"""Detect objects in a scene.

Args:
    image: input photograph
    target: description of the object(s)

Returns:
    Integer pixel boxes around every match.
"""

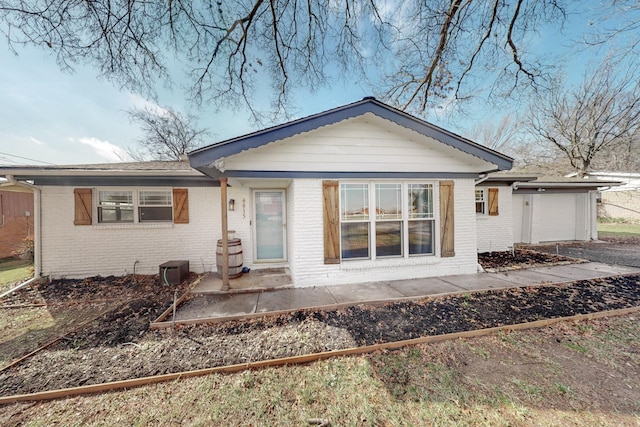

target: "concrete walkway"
[172,262,640,322]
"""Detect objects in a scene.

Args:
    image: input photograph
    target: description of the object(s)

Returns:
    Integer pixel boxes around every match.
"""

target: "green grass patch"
[597,222,640,237]
[0,258,33,293]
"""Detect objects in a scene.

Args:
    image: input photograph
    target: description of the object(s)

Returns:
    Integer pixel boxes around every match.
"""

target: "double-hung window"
[98,191,134,223]
[475,189,486,214]
[340,182,435,260]
[408,183,434,255]
[340,183,370,259]
[97,189,172,223]
[139,190,173,222]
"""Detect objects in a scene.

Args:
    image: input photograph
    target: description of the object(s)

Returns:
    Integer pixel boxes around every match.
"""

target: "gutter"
[474,174,489,185]
[2,175,41,277]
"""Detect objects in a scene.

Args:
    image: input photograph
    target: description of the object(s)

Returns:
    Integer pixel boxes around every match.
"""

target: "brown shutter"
[488,188,499,216]
[323,180,340,264]
[74,188,92,225]
[173,188,189,224]
[439,180,455,257]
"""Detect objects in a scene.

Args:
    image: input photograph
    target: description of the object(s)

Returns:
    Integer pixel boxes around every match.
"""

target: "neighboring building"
[0,98,619,284]
[0,189,34,259]
[570,172,640,223]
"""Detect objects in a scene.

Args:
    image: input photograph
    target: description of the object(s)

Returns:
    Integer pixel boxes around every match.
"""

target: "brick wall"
[39,179,481,284]
[0,191,34,259]
[476,185,513,252]
[40,186,223,278]
[288,178,479,287]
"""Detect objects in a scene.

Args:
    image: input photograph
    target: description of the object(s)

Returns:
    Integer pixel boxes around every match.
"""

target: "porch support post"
[220,177,229,291]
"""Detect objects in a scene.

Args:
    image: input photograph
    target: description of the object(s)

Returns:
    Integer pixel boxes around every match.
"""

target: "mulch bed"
[478,249,583,272]
[1,249,640,397]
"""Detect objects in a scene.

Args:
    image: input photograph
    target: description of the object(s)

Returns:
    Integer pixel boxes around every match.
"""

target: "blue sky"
[0,6,621,166]
[0,43,370,165]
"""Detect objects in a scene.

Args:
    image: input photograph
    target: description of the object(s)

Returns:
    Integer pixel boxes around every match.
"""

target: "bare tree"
[0,0,568,117]
[127,106,208,161]
[528,56,640,176]
[470,114,522,152]
[583,1,640,55]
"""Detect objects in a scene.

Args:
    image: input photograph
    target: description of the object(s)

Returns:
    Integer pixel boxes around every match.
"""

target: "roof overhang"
[0,164,216,187]
[514,180,622,193]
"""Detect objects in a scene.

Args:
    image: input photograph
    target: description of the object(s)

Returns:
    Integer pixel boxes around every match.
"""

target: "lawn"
[0,259,32,295]
[598,222,640,237]
[1,314,638,426]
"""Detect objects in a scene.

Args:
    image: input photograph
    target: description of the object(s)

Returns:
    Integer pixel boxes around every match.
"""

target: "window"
[139,190,173,222]
[340,182,435,260]
[408,183,434,255]
[98,191,133,223]
[97,189,173,223]
[475,189,486,214]
[340,183,370,259]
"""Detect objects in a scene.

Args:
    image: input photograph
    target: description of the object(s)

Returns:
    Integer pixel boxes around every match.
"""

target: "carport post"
[220,177,229,291]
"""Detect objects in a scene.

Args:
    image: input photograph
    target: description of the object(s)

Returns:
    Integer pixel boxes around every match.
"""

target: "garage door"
[538,193,579,241]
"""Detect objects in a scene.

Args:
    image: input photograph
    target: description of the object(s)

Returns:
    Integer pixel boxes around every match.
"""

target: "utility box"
[159,260,189,285]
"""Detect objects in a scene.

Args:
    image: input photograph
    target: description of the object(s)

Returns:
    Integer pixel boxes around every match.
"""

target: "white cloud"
[29,136,45,145]
[71,137,130,162]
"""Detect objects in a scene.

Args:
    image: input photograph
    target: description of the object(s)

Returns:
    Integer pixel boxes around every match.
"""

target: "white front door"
[253,190,286,261]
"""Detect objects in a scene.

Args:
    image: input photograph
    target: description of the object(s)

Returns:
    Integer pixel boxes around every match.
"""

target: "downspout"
[4,175,41,277]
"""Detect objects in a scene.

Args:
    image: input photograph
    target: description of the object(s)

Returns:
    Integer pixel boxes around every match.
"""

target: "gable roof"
[189,98,513,176]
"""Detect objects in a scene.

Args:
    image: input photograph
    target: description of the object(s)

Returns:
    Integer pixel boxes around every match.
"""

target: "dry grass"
[1,314,639,426]
[0,259,32,295]
[598,222,640,237]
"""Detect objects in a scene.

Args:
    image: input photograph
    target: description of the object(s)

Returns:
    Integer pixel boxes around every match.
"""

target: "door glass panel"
[255,191,284,260]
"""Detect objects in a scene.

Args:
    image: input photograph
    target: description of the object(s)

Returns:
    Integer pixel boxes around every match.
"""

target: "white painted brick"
[40,186,253,278]
[40,178,483,285]
[288,178,479,287]
[476,185,514,252]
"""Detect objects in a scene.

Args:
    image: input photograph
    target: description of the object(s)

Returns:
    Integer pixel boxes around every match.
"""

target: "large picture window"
[340,182,435,260]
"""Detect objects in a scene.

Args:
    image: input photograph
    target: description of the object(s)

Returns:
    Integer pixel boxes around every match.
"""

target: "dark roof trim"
[17,175,217,187]
[514,188,594,194]
[189,98,513,171]
[197,169,480,179]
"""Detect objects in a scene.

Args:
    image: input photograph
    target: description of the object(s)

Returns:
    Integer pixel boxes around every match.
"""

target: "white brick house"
[1,98,546,286]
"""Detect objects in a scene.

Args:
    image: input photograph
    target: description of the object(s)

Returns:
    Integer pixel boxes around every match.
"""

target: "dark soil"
[1,252,639,398]
[478,248,582,272]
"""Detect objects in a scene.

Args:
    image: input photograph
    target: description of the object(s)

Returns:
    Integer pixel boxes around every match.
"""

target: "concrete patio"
[171,262,640,323]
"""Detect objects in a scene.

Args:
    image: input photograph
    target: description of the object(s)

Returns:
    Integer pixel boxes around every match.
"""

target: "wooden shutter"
[439,180,455,257]
[173,188,189,224]
[74,188,92,225]
[323,180,340,264]
[488,188,499,216]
